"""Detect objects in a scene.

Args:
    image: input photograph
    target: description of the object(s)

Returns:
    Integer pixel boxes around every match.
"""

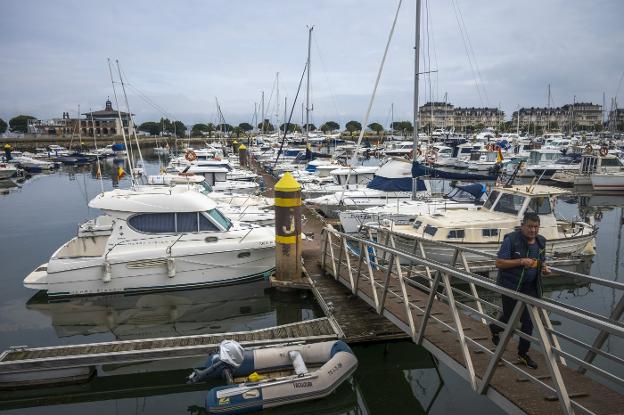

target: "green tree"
[257,119,274,132]
[138,121,161,136]
[0,118,7,134]
[206,123,216,137]
[216,123,233,133]
[345,120,362,136]
[279,123,301,132]
[232,126,242,138]
[191,123,209,136]
[173,121,187,137]
[302,123,316,132]
[160,118,173,135]
[238,122,253,133]
[367,122,384,135]
[320,121,339,132]
[9,115,36,133]
[391,121,412,136]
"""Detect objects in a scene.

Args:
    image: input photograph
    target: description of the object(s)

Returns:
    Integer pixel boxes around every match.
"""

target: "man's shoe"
[518,353,538,369]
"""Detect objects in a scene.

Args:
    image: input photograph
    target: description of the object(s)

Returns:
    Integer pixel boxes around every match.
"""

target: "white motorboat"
[0,163,18,179]
[591,172,624,192]
[301,165,379,199]
[11,155,57,172]
[24,186,276,297]
[373,184,596,263]
[338,183,486,233]
[304,158,427,218]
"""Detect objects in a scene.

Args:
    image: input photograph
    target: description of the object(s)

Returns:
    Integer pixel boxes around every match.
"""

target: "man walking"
[490,212,550,369]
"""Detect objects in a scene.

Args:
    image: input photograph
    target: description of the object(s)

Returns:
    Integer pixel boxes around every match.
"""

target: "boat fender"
[167,257,176,278]
[288,351,308,375]
[102,261,112,283]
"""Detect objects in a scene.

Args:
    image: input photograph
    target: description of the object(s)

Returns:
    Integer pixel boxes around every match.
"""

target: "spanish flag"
[95,165,102,179]
[117,166,126,180]
[496,147,504,163]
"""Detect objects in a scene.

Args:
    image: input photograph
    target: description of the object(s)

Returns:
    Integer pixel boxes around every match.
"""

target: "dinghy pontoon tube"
[188,340,358,414]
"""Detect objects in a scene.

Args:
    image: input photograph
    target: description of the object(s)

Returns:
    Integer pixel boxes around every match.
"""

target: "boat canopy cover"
[453,183,487,200]
[111,143,125,151]
[218,340,245,368]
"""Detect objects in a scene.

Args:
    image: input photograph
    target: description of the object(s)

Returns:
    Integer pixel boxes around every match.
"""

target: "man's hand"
[519,258,535,267]
[542,264,551,275]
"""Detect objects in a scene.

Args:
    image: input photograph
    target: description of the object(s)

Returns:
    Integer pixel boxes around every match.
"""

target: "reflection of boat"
[24,186,276,297]
[25,280,276,340]
[189,340,358,415]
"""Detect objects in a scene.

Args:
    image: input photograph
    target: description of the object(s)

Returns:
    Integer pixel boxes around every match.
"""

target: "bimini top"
[497,184,569,197]
[89,187,218,213]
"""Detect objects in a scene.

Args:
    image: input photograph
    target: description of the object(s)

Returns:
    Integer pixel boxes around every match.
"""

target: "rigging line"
[615,70,624,99]
[425,0,433,106]
[427,0,441,103]
[339,0,403,203]
[450,0,483,106]
[89,109,105,194]
[107,58,136,187]
[123,83,177,120]
[116,60,145,173]
[312,36,343,128]
[454,0,489,106]
[265,74,278,117]
[273,61,308,170]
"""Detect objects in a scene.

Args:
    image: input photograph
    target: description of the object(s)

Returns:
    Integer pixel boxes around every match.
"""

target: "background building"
[418,102,504,131]
[81,99,134,137]
[511,102,602,132]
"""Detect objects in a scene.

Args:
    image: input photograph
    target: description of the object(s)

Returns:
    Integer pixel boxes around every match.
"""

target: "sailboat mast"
[305,26,313,138]
[547,83,551,132]
[261,91,265,135]
[276,72,280,134]
[412,0,422,199]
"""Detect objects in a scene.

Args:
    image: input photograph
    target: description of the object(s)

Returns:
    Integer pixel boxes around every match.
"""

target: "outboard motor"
[187,340,245,384]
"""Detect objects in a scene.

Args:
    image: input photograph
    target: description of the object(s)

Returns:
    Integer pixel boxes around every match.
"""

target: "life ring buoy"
[185,150,197,161]
[584,144,593,155]
[599,146,609,157]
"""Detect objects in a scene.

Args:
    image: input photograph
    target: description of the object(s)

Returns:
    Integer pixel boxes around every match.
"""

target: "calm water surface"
[0,152,620,414]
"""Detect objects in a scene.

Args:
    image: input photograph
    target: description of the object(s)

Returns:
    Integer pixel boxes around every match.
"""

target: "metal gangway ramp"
[319,225,624,415]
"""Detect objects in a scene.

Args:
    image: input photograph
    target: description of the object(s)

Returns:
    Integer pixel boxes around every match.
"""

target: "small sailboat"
[187,340,358,415]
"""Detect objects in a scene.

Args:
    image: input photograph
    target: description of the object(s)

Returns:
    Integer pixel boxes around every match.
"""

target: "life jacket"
[496,229,546,296]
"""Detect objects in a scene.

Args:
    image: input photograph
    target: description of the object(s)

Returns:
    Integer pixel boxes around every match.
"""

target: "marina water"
[0,151,621,414]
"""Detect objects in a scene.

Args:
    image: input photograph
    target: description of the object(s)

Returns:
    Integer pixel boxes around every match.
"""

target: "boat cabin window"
[601,157,622,167]
[424,225,438,236]
[526,196,552,215]
[413,220,422,230]
[199,181,214,194]
[207,208,232,230]
[447,229,465,239]
[482,228,499,237]
[128,213,175,233]
[483,190,500,210]
[493,193,526,215]
[129,212,224,233]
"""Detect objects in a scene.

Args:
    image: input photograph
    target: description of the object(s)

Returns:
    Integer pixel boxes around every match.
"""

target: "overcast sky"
[1,0,623,128]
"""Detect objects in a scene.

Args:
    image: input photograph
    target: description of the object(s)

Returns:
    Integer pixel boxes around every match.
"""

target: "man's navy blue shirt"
[497,237,540,283]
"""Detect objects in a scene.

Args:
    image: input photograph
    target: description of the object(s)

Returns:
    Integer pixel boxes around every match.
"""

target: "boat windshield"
[492,193,526,215]
[483,190,500,210]
[198,181,213,194]
[526,196,552,215]
[207,208,232,230]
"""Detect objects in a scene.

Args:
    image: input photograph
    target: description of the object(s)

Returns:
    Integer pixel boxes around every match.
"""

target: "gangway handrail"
[320,225,624,415]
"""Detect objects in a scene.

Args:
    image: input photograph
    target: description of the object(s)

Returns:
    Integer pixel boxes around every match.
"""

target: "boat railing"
[320,224,623,415]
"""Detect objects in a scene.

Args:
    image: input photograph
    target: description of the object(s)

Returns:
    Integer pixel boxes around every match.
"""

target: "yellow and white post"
[274,172,302,282]
[238,144,248,168]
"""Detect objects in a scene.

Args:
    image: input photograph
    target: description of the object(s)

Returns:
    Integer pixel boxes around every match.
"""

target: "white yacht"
[0,162,18,179]
[372,184,596,263]
[24,187,276,297]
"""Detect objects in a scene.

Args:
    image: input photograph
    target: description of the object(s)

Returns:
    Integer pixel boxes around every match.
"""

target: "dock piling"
[274,172,303,283]
[238,144,247,167]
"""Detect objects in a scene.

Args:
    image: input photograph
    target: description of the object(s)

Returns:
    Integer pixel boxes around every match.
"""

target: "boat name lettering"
[258,240,273,246]
[327,362,343,375]
[293,381,313,389]
[218,397,230,405]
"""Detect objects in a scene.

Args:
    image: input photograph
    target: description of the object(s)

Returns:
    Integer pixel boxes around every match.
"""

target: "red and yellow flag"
[117,166,126,180]
[496,147,503,163]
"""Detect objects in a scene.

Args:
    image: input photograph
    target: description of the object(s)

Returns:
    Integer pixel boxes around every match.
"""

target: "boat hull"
[25,246,276,297]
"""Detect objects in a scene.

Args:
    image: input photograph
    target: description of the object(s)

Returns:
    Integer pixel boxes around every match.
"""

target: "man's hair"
[522,212,540,224]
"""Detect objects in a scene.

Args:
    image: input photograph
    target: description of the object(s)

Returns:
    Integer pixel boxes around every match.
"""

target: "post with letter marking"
[238,144,248,168]
[274,172,303,282]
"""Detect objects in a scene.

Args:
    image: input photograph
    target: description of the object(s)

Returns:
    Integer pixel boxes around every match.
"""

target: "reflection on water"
[26,280,323,341]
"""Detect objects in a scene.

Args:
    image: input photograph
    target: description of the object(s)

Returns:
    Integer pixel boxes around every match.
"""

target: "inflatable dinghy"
[187,340,358,414]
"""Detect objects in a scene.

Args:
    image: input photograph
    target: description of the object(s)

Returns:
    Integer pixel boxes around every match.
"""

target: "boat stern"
[24,263,49,290]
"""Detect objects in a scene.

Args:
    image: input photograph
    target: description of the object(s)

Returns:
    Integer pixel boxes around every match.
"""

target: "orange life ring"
[185,150,197,161]
[584,144,593,155]
[599,146,609,157]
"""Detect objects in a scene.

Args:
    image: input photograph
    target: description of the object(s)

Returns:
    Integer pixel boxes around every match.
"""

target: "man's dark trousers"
[490,282,539,355]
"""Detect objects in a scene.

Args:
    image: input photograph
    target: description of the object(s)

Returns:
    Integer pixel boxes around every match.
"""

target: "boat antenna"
[107,58,136,187]
[273,61,308,170]
[338,0,403,203]
[89,109,105,194]
[116,60,145,177]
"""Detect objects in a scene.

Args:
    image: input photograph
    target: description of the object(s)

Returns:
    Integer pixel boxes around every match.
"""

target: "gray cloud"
[1,0,622,127]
